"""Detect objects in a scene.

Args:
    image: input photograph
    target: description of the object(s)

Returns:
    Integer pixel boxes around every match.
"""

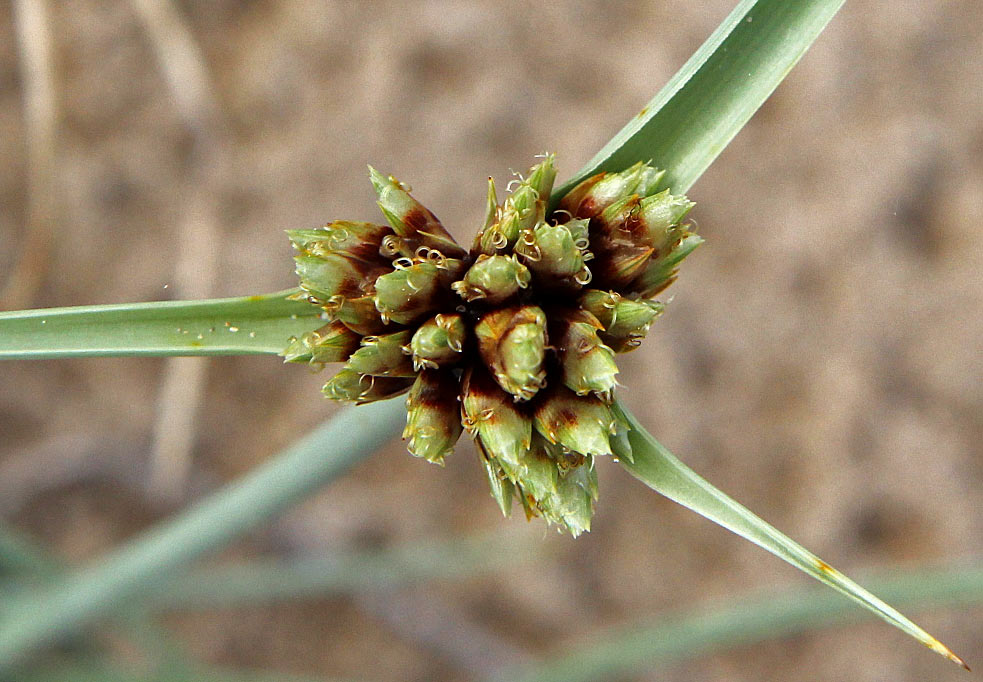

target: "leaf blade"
[141,532,541,610]
[0,398,407,673]
[554,0,847,199]
[503,560,983,682]
[0,290,321,359]
[613,401,966,668]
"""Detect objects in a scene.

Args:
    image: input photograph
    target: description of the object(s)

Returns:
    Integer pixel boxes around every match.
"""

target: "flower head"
[284,156,700,535]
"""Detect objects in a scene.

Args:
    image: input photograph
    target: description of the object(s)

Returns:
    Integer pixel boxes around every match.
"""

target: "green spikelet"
[477,155,556,254]
[373,261,445,325]
[513,434,560,502]
[322,369,413,404]
[559,161,665,219]
[344,330,415,377]
[294,252,388,304]
[631,232,704,298]
[477,440,517,517]
[452,254,531,304]
[539,460,599,537]
[638,190,695,247]
[334,294,390,335]
[281,320,361,365]
[571,171,698,293]
[513,222,591,290]
[461,367,532,479]
[288,221,393,264]
[534,384,617,457]
[368,166,467,259]
[407,313,467,370]
[592,191,694,255]
[403,369,463,465]
[553,309,619,401]
[579,289,664,353]
[475,306,548,401]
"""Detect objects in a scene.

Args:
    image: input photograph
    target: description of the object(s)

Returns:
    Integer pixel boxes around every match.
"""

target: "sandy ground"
[1,1,981,681]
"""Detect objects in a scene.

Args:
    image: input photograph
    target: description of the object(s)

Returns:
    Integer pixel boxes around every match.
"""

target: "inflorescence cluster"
[284,156,700,535]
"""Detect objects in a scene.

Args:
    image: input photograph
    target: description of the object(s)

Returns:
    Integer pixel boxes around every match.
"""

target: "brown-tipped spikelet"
[285,155,701,535]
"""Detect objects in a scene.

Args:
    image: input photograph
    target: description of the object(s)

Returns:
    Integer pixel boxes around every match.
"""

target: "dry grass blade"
[128,0,228,504]
[3,0,58,310]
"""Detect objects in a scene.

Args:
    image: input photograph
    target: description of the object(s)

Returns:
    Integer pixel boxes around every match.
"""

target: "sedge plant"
[0,0,970,675]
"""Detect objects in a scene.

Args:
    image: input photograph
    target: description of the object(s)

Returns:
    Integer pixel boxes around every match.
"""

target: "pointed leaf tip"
[928,641,970,671]
[613,400,964,668]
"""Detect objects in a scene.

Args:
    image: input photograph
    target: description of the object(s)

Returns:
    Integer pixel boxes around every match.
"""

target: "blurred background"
[1,1,981,680]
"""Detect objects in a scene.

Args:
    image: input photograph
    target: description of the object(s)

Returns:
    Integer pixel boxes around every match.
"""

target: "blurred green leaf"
[145,533,540,610]
[502,560,983,682]
[0,399,406,674]
[0,524,196,678]
[19,658,363,682]
[554,0,847,200]
[613,402,967,668]
[0,290,320,359]
[0,523,394,681]
[0,525,57,578]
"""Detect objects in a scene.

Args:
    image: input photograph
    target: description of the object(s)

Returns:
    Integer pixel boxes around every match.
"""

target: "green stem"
[0,290,321,359]
[0,398,406,674]
[501,561,983,682]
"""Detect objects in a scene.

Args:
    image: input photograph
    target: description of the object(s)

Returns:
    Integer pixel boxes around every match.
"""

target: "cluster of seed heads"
[284,155,700,535]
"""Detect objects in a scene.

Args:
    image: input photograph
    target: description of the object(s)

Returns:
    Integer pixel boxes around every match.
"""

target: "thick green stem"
[0,290,321,359]
[0,398,406,673]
